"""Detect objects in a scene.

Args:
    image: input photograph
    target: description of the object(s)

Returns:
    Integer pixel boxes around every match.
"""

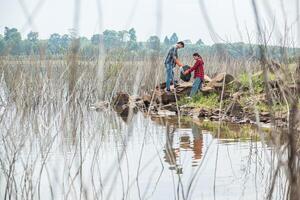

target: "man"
[164,41,185,92]
[183,53,204,97]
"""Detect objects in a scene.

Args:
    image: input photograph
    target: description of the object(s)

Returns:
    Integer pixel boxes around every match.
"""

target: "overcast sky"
[0,0,299,45]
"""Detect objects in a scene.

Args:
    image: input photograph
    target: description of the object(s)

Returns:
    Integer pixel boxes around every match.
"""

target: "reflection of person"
[163,124,178,169]
[191,124,203,160]
[164,41,185,93]
[183,53,205,97]
[163,122,203,171]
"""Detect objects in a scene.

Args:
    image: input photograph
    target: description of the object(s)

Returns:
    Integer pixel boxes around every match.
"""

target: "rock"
[112,92,129,107]
[260,116,270,123]
[206,73,235,92]
[260,111,270,117]
[209,115,220,121]
[237,118,251,124]
[135,100,146,110]
[155,90,177,105]
[204,75,212,83]
[112,92,139,121]
[187,108,200,118]
[226,100,243,118]
[157,109,177,116]
[142,94,152,108]
[161,92,177,105]
[201,86,216,95]
[212,109,222,116]
[180,105,195,116]
[156,80,178,90]
[117,104,138,118]
[208,81,224,89]
[211,73,235,84]
[175,82,193,96]
[161,103,178,112]
[198,108,211,118]
[156,82,167,90]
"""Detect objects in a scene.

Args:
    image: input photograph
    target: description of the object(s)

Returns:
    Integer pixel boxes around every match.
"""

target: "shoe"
[165,89,171,95]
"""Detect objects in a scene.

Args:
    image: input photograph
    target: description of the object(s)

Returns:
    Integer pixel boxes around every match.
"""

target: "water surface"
[0,109,283,200]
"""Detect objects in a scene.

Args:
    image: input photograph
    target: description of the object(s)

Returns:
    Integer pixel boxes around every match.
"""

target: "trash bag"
[180,65,191,82]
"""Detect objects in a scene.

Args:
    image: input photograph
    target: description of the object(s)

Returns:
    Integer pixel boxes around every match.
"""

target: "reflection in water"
[0,110,284,200]
[163,123,179,172]
[163,122,203,174]
[191,125,203,161]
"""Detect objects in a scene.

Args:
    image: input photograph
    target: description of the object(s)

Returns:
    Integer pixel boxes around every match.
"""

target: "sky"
[0,0,299,45]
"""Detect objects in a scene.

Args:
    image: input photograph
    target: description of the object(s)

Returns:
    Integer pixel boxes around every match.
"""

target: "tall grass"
[0,0,300,199]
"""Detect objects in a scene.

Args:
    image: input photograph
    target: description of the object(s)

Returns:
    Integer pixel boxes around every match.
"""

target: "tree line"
[0,27,298,61]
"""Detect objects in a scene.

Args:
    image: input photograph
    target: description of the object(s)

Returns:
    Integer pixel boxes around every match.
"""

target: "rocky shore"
[94,72,297,128]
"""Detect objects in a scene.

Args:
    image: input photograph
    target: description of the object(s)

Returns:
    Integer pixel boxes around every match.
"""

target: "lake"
[0,108,284,200]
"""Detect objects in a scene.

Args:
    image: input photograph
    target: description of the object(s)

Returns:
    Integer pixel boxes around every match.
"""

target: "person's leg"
[165,63,173,91]
[190,78,201,97]
[171,69,179,87]
[198,78,203,91]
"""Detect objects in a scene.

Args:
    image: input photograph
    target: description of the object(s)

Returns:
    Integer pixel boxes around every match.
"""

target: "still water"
[0,109,284,200]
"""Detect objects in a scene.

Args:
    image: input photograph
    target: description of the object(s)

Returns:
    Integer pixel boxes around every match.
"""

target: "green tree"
[23,31,40,55]
[169,33,178,45]
[61,34,71,51]
[27,31,38,42]
[196,39,204,46]
[0,34,5,55]
[91,34,102,45]
[129,28,137,42]
[163,36,170,46]
[118,30,129,43]
[4,27,22,55]
[127,28,138,51]
[103,30,119,49]
[48,33,61,54]
[147,36,160,50]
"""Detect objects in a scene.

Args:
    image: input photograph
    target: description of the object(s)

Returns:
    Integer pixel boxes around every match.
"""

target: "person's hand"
[183,71,189,75]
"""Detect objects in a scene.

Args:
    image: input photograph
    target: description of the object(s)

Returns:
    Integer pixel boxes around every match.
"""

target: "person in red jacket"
[183,53,204,97]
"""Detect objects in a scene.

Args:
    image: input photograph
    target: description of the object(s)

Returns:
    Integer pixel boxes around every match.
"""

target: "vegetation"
[179,93,219,109]
[0,27,299,61]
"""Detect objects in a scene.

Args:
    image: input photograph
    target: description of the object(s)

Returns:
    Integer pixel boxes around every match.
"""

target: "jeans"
[165,63,174,91]
[190,77,202,97]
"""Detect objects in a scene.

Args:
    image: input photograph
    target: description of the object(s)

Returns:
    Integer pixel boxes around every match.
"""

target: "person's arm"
[175,59,184,67]
[184,60,200,74]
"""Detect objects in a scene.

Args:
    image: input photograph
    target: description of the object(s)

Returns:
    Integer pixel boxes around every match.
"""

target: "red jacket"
[187,58,204,80]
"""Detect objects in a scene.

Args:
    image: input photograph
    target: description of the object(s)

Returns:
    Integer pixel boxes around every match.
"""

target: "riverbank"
[94,70,299,131]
